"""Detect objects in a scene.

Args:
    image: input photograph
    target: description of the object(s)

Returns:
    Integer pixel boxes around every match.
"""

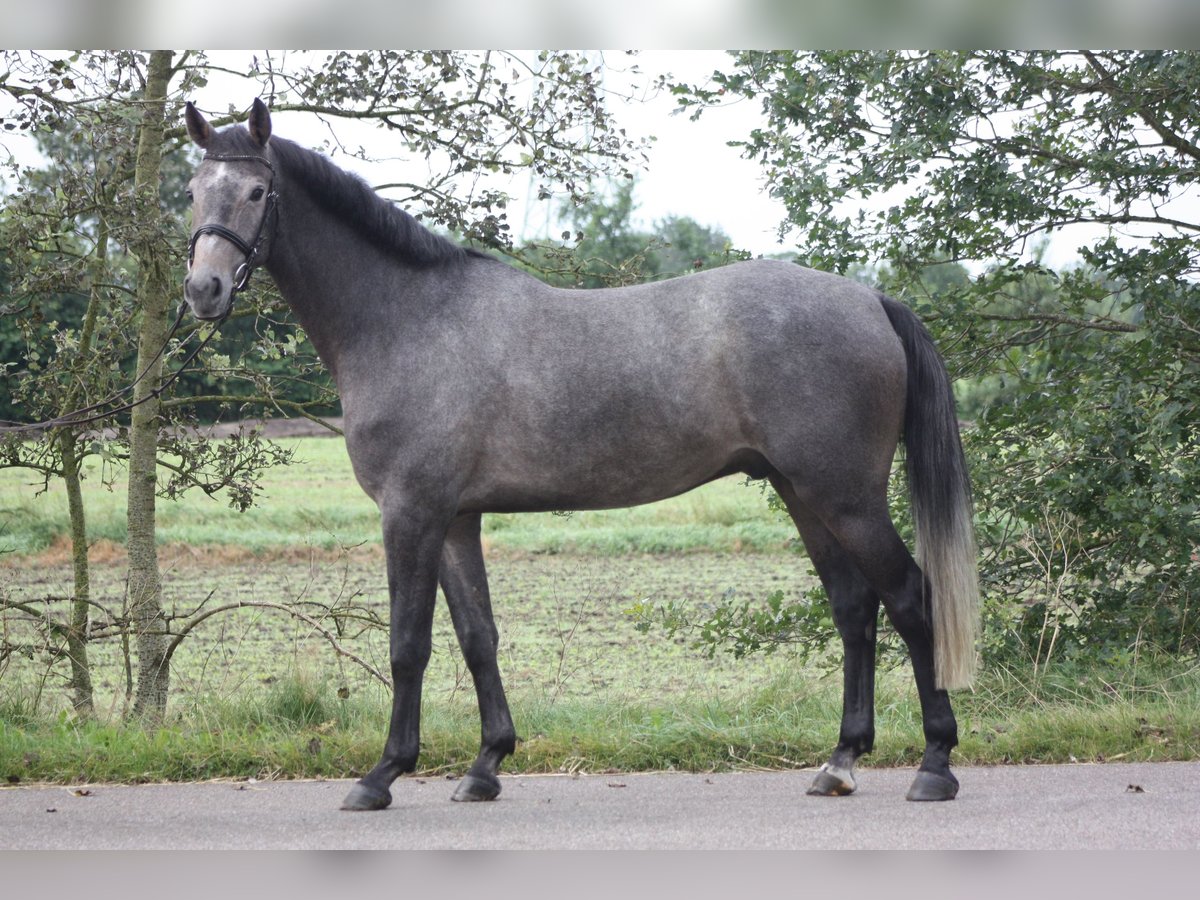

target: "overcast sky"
[7,49,1181,270]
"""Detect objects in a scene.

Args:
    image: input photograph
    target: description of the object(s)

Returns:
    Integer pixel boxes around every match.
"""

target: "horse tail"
[879,294,980,690]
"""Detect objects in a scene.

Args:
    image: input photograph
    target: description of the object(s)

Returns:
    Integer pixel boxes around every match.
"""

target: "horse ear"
[248,98,272,147]
[185,102,213,148]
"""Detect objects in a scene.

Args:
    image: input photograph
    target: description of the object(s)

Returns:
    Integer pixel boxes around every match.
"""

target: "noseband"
[187,152,280,295]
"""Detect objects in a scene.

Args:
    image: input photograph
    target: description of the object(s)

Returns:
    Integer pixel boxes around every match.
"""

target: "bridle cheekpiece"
[187,152,280,296]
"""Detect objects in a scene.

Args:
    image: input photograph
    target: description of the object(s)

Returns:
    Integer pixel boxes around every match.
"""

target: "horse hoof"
[905,770,959,802]
[807,764,856,796]
[341,781,392,811]
[451,772,502,802]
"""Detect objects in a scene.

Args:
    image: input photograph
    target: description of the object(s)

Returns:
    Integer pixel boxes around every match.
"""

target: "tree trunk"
[54,186,113,718]
[60,436,95,716]
[126,50,175,722]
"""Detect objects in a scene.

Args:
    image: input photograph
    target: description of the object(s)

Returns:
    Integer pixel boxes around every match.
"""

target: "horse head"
[182,98,278,321]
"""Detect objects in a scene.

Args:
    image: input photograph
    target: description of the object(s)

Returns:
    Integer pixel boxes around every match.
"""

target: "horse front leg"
[440,513,517,802]
[342,501,449,811]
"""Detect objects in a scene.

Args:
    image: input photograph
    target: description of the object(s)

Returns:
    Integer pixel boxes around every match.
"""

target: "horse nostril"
[208,276,222,299]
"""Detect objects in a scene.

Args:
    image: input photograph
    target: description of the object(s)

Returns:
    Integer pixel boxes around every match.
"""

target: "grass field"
[0,437,796,556]
[2,436,1198,783]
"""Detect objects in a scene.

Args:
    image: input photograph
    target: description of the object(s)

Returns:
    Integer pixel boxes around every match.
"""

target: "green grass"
[2,435,1199,784]
[0,437,793,555]
[4,663,1197,785]
[0,438,380,554]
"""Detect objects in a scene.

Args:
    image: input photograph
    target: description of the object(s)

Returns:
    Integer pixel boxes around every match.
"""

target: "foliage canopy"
[674,50,1200,665]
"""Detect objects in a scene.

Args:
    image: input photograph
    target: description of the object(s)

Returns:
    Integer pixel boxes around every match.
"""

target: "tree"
[241,50,646,249]
[125,50,176,718]
[518,177,744,288]
[675,51,1200,663]
[2,56,316,719]
[1,54,156,716]
[1,50,648,718]
[562,178,651,286]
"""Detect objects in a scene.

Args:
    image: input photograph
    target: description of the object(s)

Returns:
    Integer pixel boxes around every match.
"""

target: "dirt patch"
[4,538,384,571]
[194,416,344,440]
[4,537,571,570]
[30,535,129,566]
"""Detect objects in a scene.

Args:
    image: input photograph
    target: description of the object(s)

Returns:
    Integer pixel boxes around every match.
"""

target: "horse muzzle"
[183,268,234,321]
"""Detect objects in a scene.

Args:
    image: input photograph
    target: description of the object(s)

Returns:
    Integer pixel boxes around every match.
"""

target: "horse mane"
[211,125,488,269]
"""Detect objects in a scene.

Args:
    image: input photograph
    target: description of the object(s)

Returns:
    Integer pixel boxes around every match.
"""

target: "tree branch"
[1081,50,1200,163]
[977,311,1139,334]
[161,599,391,689]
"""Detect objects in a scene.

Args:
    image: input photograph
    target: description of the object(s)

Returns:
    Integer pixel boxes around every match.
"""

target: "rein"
[0,303,213,434]
[0,152,279,436]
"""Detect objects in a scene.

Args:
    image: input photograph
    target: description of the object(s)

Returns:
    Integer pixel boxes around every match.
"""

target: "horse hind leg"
[805,548,880,799]
[439,514,517,802]
[808,496,961,802]
[770,477,880,798]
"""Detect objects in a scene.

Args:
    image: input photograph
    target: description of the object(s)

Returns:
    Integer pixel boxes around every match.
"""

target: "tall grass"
[4,661,1197,785]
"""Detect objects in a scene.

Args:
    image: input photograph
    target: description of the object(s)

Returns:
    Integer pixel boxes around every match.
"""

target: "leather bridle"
[187,152,280,296]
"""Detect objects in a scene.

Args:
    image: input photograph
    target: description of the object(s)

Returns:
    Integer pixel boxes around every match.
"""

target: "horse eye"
[250,187,265,202]
[186,190,194,203]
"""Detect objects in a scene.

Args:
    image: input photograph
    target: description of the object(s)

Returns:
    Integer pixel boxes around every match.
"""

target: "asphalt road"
[1,762,1197,849]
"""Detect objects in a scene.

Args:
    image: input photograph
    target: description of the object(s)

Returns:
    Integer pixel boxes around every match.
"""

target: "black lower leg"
[342,506,446,811]
[767,477,885,799]
[816,508,961,801]
[809,602,878,796]
[441,515,516,802]
[882,567,960,800]
[789,509,880,797]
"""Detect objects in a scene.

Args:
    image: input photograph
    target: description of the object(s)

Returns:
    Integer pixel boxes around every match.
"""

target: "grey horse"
[183,99,979,810]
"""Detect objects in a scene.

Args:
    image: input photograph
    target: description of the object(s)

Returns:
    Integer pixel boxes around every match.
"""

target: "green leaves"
[673,51,1200,664]
[631,585,840,665]
[512,176,743,288]
[264,51,647,253]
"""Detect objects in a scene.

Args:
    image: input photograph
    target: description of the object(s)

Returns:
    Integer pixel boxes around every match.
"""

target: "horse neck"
[263,186,427,383]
